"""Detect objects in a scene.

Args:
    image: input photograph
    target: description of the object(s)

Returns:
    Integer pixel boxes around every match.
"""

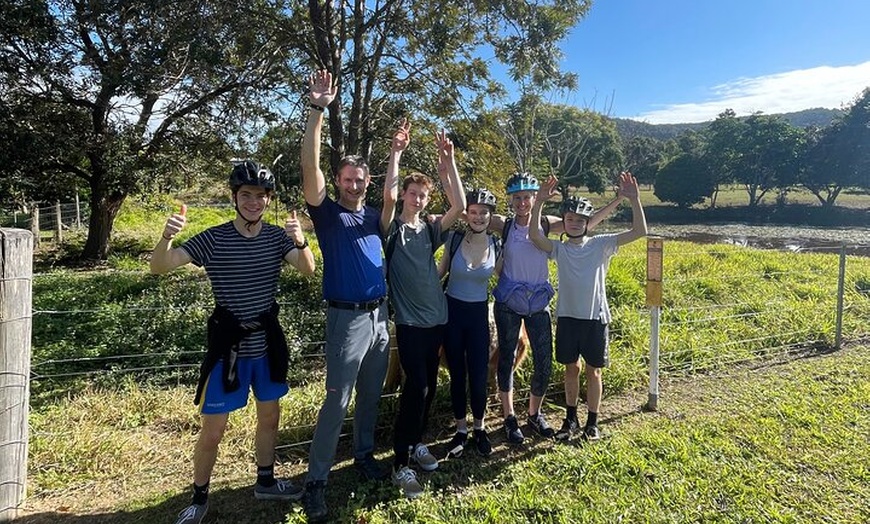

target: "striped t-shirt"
[180,221,296,358]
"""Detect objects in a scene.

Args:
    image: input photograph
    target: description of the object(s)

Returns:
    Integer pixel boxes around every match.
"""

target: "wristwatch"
[295,239,309,249]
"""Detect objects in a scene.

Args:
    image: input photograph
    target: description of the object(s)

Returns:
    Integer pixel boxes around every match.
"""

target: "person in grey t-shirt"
[382,126,466,498]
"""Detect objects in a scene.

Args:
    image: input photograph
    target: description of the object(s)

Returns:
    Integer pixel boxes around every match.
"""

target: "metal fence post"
[0,228,33,521]
[645,237,663,411]
[835,243,846,350]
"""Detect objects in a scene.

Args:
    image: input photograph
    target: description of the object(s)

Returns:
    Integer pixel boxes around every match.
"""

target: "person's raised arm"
[436,130,466,231]
[529,177,557,254]
[301,70,337,207]
[150,204,192,274]
[615,172,648,246]
[381,119,411,236]
[283,210,316,275]
[586,175,626,231]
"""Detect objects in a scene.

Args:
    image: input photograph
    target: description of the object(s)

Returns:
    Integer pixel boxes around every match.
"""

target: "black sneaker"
[354,453,388,481]
[303,481,328,523]
[555,417,579,441]
[472,429,493,456]
[445,431,467,459]
[504,415,524,444]
[527,412,555,438]
[583,424,602,442]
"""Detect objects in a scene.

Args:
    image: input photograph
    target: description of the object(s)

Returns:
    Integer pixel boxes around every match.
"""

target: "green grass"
[19,344,870,523]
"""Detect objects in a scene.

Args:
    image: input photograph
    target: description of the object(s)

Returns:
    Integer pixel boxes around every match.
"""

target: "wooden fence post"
[54,201,63,244]
[0,228,33,521]
[29,205,39,248]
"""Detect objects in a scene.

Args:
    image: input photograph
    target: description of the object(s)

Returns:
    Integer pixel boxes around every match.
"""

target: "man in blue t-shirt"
[300,70,392,523]
[151,161,315,524]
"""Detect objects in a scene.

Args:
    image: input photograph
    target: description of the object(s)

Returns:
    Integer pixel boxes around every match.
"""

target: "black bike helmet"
[229,160,275,191]
[505,172,540,194]
[466,188,497,211]
[560,195,594,218]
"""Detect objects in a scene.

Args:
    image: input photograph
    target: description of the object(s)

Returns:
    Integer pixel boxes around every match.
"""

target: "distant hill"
[613,107,844,141]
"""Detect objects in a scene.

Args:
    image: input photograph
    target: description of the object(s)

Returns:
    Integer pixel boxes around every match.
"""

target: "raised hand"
[436,129,454,176]
[617,171,640,201]
[285,210,305,245]
[162,204,187,241]
[308,70,337,109]
[391,118,411,153]
[538,175,559,202]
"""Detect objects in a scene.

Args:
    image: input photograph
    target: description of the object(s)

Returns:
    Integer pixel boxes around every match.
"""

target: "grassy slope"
[18,344,870,523]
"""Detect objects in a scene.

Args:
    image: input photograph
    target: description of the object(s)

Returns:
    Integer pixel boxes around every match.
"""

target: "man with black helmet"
[527,172,647,442]
[151,160,315,524]
[300,69,393,522]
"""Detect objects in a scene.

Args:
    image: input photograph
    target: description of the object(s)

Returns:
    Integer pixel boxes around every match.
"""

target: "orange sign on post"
[646,237,663,307]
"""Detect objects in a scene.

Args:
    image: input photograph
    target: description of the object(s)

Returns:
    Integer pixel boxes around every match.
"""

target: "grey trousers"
[306,302,390,483]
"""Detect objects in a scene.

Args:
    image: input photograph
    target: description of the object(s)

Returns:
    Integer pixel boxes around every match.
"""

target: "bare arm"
[437,130,466,230]
[381,119,410,235]
[615,173,648,246]
[529,177,557,254]
[150,205,192,274]
[587,193,623,232]
[301,70,336,207]
[488,213,506,235]
[283,210,316,275]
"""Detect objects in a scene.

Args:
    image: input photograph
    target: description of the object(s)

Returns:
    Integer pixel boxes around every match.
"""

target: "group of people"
[152,69,648,524]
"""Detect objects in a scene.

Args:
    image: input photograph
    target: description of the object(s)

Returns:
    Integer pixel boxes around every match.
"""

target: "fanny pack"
[493,279,555,316]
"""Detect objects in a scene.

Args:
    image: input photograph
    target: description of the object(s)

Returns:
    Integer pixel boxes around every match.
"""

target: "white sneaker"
[410,443,438,471]
[392,466,424,499]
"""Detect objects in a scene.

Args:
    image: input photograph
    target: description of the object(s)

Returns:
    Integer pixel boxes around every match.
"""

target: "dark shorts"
[555,317,609,368]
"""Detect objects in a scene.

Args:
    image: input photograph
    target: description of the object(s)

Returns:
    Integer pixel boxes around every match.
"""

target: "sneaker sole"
[404,489,425,500]
[446,446,464,459]
[414,461,439,472]
[254,490,305,501]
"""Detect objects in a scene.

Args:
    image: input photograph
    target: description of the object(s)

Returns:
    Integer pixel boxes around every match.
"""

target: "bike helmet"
[466,188,497,211]
[229,160,275,191]
[505,172,540,194]
[560,195,594,218]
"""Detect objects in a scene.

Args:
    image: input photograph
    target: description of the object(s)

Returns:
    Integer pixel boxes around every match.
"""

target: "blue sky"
[512,0,870,124]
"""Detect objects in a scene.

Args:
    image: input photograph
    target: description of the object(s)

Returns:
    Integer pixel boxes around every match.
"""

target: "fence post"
[0,228,33,521]
[29,205,39,248]
[54,201,63,244]
[835,243,846,350]
[645,237,664,412]
[74,193,82,228]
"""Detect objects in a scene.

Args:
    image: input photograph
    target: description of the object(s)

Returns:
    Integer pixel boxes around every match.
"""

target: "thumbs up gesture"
[162,204,187,241]
[285,210,305,246]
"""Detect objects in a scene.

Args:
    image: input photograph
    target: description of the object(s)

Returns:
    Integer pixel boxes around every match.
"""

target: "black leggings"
[443,296,490,421]
[393,323,443,465]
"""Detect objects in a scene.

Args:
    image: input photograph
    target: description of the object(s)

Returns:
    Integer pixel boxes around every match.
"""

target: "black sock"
[566,405,578,421]
[393,449,409,471]
[257,464,276,487]
[586,411,598,428]
[192,481,209,505]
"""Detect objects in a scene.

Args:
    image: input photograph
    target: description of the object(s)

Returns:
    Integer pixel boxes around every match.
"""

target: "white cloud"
[628,61,870,124]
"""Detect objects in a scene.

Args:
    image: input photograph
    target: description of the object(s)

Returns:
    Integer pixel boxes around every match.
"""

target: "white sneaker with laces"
[411,443,439,471]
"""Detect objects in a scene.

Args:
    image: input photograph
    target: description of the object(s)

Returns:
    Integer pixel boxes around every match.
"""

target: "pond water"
[600,223,870,256]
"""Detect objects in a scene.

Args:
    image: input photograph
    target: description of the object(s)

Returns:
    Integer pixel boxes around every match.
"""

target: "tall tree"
[0,0,295,259]
[802,87,870,206]
[622,135,666,187]
[296,0,592,174]
[732,114,804,208]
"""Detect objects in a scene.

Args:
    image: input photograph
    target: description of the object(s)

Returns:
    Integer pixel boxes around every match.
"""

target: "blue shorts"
[199,355,289,415]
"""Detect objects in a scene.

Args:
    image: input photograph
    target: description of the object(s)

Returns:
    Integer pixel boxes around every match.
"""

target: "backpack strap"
[441,230,464,291]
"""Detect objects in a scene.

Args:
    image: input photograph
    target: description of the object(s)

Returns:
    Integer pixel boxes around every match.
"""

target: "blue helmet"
[229,160,275,191]
[505,172,539,194]
[466,188,497,211]
[560,195,594,218]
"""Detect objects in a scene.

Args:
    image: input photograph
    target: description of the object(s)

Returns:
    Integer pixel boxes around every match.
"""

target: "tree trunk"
[81,182,126,261]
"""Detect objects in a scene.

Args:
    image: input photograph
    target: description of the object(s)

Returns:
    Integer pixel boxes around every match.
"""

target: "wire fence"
[4,237,870,508]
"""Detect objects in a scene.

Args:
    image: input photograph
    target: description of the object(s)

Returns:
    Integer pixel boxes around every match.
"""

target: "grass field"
[18,343,870,523]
